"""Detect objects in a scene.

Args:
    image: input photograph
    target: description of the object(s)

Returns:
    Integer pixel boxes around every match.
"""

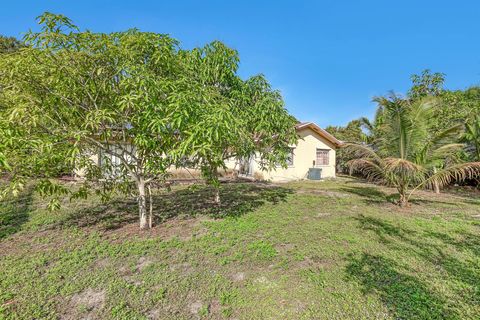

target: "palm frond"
[429,143,464,160]
[383,157,426,184]
[343,143,381,162]
[358,117,373,132]
[347,158,384,182]
[383,157,423,172]
[431,124,464,148]
[422,162,480,190]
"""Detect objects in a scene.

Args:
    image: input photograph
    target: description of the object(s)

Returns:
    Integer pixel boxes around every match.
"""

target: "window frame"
[276,147,295,168]
[286,147,295,167]
[315,148,330,166]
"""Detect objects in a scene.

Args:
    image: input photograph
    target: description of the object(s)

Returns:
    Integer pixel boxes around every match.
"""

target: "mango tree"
[0,13,298,227]
[180,42,298,203]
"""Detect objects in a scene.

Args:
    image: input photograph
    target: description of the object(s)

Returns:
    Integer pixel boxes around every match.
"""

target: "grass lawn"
[1,177,480,319]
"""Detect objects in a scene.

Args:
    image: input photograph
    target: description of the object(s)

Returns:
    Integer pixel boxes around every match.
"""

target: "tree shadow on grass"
[339,186,397,204]
[354,215,416,245]
[346,252,456,320]
[425,230,480,257]
[347,215,480,319]
[0,186,34,240]
[60,182,294,230]
[340,184,464,207]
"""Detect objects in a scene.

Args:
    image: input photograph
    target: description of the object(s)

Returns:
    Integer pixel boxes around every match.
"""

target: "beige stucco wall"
[76,128,337,182]
[252,127,337,182]
[73,152,98,178]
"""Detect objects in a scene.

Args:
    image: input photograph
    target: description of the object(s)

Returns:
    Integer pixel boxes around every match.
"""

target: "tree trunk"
[433,167,440,194]
[211,165,221,205]
[147,184,153,229]
[214,187,221,205]
[398,184,408,207]
[137,178,148,229]
[399,192,408,207]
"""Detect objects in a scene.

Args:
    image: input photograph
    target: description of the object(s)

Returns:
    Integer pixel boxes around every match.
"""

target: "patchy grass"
[1,177,480,319]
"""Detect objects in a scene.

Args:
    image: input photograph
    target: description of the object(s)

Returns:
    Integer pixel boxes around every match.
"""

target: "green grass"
[1,177,480,319]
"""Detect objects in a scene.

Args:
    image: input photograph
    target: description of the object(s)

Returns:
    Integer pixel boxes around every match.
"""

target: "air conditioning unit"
[307,168,322,180]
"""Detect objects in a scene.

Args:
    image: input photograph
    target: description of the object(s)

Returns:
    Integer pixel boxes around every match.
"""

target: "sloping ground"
[1,178,480,319]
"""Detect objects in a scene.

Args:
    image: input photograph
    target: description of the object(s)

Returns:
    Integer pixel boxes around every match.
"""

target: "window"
[286,148,294,166]
[276,148,294,167]
[98,144,136,178]
[316,149,329,166]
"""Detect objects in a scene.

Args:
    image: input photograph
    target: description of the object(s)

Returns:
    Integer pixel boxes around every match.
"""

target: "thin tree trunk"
[137,178,148,229]
[398,184,408,207]
[214,187,220,205]
[433,167,440,194]
[147,184,153,229]
[399,192,407,207]
[211,165,221,205]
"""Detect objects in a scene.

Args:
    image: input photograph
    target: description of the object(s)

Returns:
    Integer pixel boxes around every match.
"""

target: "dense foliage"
[0,13,297,229]
[332,70,480,205]
[0,35,24,54]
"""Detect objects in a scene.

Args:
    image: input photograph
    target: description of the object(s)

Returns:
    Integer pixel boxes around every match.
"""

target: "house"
[232,122,342,182]
[75,122,341,182]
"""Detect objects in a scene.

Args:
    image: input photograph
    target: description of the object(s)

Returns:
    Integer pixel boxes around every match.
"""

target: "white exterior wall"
[74,152,99,178]
[251,127,337,182]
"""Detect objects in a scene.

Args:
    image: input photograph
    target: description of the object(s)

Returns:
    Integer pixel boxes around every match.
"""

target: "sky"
[2,1,480,127]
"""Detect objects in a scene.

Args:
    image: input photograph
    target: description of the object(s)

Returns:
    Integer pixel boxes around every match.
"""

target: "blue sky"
[2,1,480,127]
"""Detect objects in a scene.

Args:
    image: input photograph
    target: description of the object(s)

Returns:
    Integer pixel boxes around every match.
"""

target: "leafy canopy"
[0,12,297,226]
[346,95,480,205]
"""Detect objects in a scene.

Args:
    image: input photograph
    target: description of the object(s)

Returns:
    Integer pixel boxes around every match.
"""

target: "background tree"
[462,116,480,162]
[0,35,24,54]
[325,119,368,173]
[176,42,297,204]
[346,96,480,206]
[408,69,445,99]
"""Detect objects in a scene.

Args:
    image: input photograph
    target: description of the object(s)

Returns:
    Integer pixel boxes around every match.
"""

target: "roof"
[295,122,343,147]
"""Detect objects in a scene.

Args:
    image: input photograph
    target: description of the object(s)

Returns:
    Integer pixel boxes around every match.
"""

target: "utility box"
[307,168,322,180]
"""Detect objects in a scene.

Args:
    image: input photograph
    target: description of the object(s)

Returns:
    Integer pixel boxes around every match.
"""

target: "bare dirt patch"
[92,257,110,269]
[62,288,106,319]
[209,299,221,316]
[146,308,161,319]
[315,212,332,218]
[189,300,203,315]
[102,217,211,244]
[295,256,335,270]
[297,190,351,198]
[169,262,193,274]
[275,243,296,253]
[231,272,246,282]
[136,256,153,272]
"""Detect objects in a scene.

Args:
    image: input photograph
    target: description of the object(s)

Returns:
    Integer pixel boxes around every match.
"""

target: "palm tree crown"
[346,94,480,206]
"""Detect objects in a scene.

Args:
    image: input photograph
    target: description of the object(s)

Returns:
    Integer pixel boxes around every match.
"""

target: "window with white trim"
[277,148,295,167]
[286,148,294,166]
[316,149,329,166]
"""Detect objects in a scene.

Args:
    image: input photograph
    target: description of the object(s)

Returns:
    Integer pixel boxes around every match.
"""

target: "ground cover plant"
[1,177,479,319]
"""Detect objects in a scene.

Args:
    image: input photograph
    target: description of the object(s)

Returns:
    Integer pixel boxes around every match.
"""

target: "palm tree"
[346,94,480,206]
[462,116,480,161]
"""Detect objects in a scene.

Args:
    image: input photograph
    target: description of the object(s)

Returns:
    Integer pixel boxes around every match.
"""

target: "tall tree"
[174,42,297,203]
[408,69,445,99]
[0,13,297,227]
[0,13,187,228]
